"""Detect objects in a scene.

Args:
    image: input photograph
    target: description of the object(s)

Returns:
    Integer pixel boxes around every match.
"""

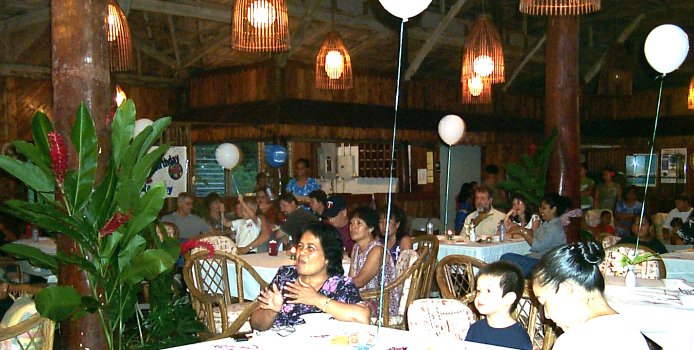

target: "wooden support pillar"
[51,1,110,348]
[545,16,580,243]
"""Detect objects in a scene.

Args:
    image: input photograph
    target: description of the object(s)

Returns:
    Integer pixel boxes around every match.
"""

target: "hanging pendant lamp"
[461,75,492,104]
[688,76,694,110]
[461,14,504,85]
[107,0,134,72]
[316,31,353,90]
[232,0,290,52]
[519,0,600,16]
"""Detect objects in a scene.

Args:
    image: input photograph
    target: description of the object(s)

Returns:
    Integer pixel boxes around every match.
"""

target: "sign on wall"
[144,146,188,197]
[660,148,687,184]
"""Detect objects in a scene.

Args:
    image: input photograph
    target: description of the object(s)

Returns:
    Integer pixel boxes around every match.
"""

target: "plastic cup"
[268,240,278,256]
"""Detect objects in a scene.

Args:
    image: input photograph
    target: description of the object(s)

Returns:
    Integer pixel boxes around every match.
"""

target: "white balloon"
[379,0,432,21]
[215,143,241,170]
[644,24,689,74]
[133,119,153,137]
[438,114,465,146]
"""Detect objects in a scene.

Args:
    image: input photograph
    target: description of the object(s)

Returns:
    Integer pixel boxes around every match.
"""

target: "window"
[194,142,259,196]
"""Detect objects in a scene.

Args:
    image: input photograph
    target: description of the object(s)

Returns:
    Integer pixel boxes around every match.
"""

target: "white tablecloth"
[14,237,57,283]
[436,237,531,263]
[604,276,694,350]
[165,316,515,350]
[228,253,350,300]
[661,251,694,282]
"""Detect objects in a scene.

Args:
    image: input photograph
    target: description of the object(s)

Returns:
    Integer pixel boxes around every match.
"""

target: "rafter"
[404,0,469,81]
[503,34,546,91]
[12,25,48,61]
[181,31,230,68]
[349,32,393,58]
[583,14,645,84]
[276,0,323,67]
[133,37,178,69]
[0,8,50,35]
[167,15,181,68]
[0,62,181,86]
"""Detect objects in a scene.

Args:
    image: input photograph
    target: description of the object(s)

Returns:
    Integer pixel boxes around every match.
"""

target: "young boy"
[465,261,532,350]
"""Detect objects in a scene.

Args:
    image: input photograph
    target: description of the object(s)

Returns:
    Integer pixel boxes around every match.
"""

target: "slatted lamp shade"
[461,15,504,84]
[107,0,134,72]
[461,76,492,104]
[688,76,694,110]
[519,0,600,16]
[598,44,633,96]
[232,0,290,52]
[316,31,353,90]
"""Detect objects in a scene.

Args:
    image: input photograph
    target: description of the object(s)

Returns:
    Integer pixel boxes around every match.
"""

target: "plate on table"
[301,312,333,324]
[662,279,694,291]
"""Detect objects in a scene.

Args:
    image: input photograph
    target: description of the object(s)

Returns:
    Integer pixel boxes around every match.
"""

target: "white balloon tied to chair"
[133,119,153,137]
[215,143,241,170]
[438,115,465,234]
[378,0,432,21]
[643,24,689,75]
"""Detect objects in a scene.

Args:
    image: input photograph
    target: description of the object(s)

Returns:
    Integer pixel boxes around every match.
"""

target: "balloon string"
[377,19,405,334]
[444,147,451,229]
[636,74,665,253]
[231,172,239,196]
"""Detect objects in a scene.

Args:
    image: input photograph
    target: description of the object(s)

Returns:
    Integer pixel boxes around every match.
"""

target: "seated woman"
[349,207,397,316]
[200,192,235,235]
[501,193,569,277]
[619,215,668,254]
[379,205,412,263]
[504,194,540,236]
[250,222,370,330]
[532,241,649,350]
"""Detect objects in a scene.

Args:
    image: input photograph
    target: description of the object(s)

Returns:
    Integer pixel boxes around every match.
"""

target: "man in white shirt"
[462,185,506,238]
[663,193,692,242]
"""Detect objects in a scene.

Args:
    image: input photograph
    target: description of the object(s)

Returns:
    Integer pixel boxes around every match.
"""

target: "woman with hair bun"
[532,241,649,350]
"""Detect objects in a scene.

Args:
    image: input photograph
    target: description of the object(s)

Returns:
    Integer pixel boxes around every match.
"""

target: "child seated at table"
[592,210,615,240]
[465,261,532,350]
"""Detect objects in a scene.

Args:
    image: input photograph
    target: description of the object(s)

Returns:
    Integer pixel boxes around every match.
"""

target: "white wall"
[440,145,481,231]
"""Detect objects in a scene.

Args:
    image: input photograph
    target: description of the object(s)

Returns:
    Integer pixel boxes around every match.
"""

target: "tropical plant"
[497,128,558,207]
[619,250,657,268]
[0,100,178,349]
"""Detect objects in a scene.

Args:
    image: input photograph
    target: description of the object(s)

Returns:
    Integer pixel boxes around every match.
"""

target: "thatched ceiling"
[1,0,693,93]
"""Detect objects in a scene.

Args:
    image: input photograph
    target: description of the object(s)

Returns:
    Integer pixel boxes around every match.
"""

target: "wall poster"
[144,146,188,197]
[660,148,687,184]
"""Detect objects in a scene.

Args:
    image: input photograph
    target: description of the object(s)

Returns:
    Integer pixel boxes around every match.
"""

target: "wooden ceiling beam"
[349,32,393,59]
[12,24,47,61]
[583,13,645,84]
[167,15,181,68]
[0,7,49,35]
[404,0,469,81]
[503,34,546,91]
[0,62,181,86]
[276,0,323,67]
[117,0,133,16]
[181,31,230,68]
[133,37,178,69]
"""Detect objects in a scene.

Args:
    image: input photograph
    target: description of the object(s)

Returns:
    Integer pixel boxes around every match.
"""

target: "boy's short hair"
[600,210,612,218]
[477,261,524,312]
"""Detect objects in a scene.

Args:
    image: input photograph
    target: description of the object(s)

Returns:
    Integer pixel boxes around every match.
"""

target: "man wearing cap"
[276,193,317,246]
[323,195,355,257]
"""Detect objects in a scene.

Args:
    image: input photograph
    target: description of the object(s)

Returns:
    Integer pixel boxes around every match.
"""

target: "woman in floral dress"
[348,207,397,318]
[250,222,370,330]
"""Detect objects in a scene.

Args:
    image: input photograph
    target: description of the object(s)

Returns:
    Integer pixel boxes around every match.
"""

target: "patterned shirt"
[270,265,362,327]
[351,239,398,317]
[285,178,320,197]
[678,217,694,245]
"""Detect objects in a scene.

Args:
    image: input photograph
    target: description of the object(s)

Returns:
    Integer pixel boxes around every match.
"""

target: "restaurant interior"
[0,0,693,349]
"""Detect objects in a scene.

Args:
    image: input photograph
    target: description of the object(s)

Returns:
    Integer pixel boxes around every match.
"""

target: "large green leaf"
[88,162,117,228]
[31,111,53,166]
[160,236,181,261]
[127,184,166,237]
[117,234,146,272]
[0,243,57,273]
[35,286,82,321]
[0,156,54,193]
[12,141,52,177]
[138,117,171,159]
[120,128,149,181]
[121,249,176,285]
[68,103,98,211]
[131,144,169,188]
[2,200,94,248]
[111,99,136,166]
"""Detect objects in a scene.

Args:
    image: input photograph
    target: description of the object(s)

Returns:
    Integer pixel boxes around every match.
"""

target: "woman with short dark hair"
[532,241,649,350]
[379,205,412,263]
[250,222,370,330]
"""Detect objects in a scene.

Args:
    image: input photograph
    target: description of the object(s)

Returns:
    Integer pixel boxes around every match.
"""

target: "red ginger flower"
[47,132,68,185]
[99,210,132,237]
[180,239,215,258]
[529,143,537,157]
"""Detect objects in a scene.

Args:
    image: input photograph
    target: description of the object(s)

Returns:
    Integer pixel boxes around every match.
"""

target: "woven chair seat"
[212,302,254,333]
[408,299,476,341]
[600,243,666,279]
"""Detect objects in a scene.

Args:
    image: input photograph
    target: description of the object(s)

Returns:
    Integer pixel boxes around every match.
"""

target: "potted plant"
[0,100,188,349]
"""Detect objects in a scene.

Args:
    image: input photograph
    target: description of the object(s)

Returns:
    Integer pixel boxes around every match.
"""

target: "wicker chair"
[515,283,557,350]
[600,243,666,279]
[194,235,237,254]
[412,235,439,298]
[0,283,55,350]
[435,254,487,303]
[183,250,267,339]
[360,250,425,329]
[407,298,477,341]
